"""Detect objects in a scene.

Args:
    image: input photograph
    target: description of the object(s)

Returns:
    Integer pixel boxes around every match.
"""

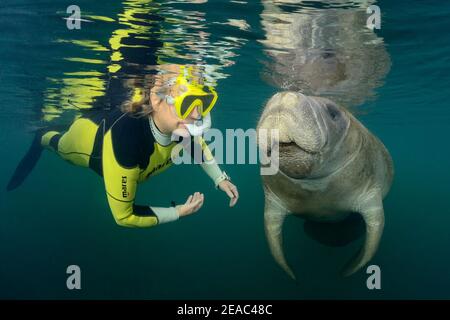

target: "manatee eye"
[326,104,340,120]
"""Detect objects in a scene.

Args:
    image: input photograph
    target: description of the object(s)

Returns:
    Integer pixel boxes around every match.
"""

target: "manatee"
[259,0,391,108]
[257,92,394,279]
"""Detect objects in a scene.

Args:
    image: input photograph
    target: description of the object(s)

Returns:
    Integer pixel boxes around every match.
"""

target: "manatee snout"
[258,91,350,179]
[258,91,329,154]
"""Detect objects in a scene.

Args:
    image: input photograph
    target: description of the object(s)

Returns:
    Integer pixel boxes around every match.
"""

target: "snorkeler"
[6,65,239,227]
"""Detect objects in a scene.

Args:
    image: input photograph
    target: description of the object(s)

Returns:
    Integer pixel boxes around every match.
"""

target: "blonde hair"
[120,88,153,116]
[120,64,207,117]
[120,76,155,117]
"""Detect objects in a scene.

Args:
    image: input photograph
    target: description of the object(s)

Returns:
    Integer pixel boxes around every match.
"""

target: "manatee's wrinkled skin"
[259,0,391,108]
[257,92,394,279]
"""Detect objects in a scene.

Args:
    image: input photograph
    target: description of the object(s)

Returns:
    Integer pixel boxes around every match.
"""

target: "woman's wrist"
[150,206,180,223]
[175,205,187,217]
[214,171,231,189]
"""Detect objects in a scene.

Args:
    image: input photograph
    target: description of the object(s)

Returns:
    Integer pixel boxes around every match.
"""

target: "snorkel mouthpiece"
[184,113,211,136]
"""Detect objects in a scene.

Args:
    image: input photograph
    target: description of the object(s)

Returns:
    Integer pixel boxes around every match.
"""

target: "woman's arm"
[191,135,229,187]
[102,130,178,228]
[192,136,239,207]
[104,168,179,228]
[200,159,229,188]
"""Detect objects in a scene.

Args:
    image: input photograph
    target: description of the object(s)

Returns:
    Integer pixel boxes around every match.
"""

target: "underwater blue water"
[0,0,449,299]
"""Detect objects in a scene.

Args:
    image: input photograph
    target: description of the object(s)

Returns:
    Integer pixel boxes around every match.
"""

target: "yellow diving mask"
[156,66,218,120]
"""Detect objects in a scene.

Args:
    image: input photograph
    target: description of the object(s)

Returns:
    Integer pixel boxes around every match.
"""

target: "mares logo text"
[121,176,129,198]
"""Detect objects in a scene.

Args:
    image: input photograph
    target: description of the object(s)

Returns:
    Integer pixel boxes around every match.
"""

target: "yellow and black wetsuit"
[39,108,224,227]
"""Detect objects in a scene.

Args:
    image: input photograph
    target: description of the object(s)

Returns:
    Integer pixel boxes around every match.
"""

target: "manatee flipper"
[6,132,44,191]
[342,191,385,276]
[264,192,296,280]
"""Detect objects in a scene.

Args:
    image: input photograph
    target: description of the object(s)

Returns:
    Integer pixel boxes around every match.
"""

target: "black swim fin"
[6,131,44,191]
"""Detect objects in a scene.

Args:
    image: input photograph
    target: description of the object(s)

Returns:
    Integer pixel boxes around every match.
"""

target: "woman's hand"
[175,192,204,217]
[218,180,239,207]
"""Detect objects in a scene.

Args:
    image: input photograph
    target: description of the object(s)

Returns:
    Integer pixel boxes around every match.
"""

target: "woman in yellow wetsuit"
[7,66,239,227]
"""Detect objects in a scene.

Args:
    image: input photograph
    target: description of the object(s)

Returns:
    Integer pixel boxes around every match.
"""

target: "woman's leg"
[6,117,98,191]
[41,117,98,168]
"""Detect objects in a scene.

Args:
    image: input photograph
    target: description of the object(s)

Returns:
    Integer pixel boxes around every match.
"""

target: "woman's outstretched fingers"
[224,188,234,200]
[193,193,204,211]
[230,186,239,207]
[225,184,238,207]
[177,192,203,217]
[233,186,239,199]
[230,195,237,207]
[218,180,239,207]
